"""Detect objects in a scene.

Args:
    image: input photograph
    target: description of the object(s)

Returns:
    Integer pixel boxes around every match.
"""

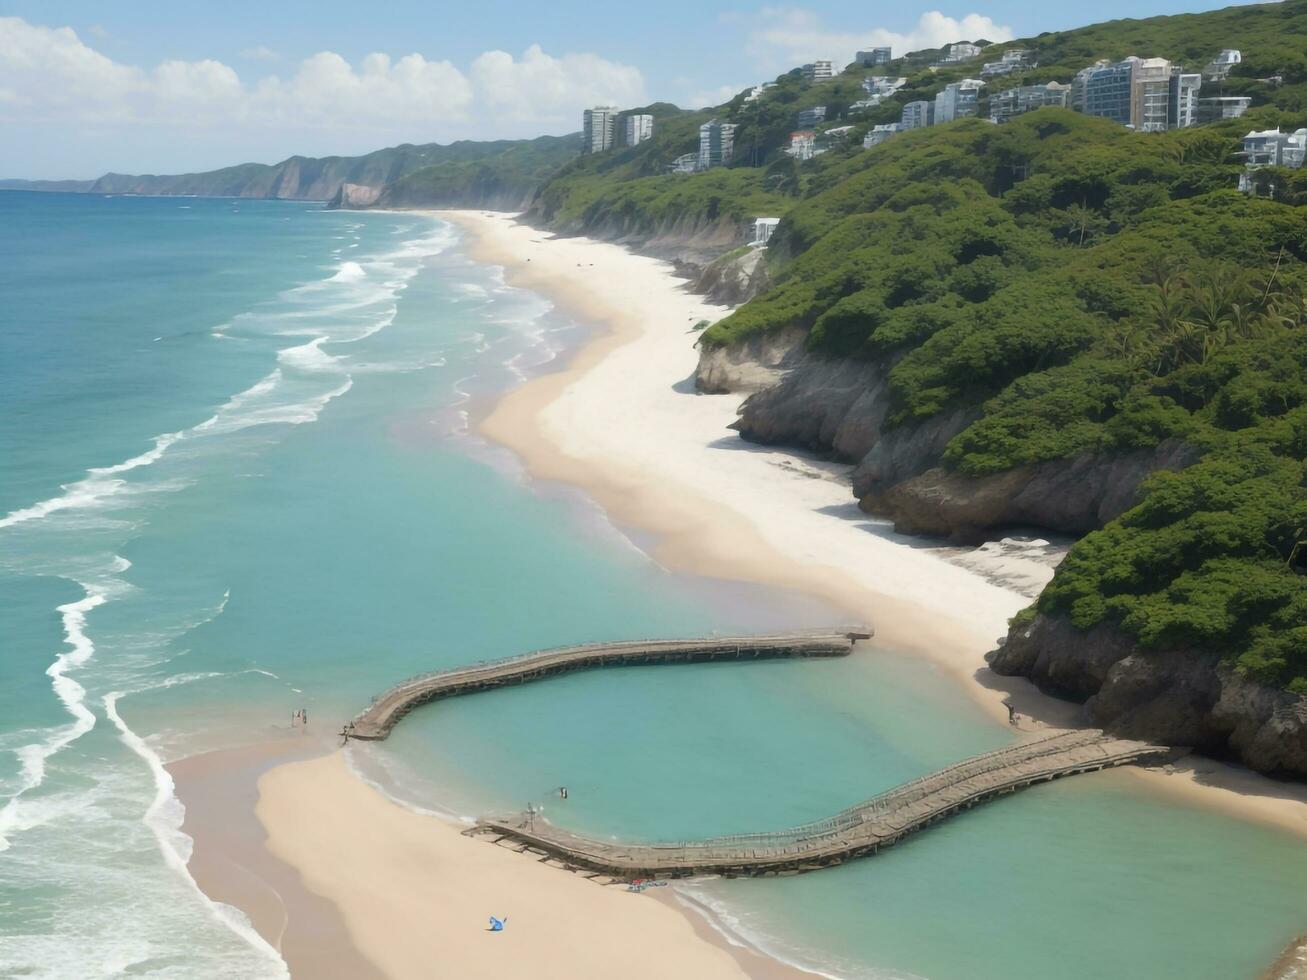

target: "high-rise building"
[1167,71,1203,129]
[855,47,892,67]
[900,100,935,129]
[1082,58,1139,126]
[1131,58,1173,132]
[934,79,984,124]
[623,114,654,146]
[698,119,738,169]
[801,61,834,82]
[582,107,618,153]
[1070,59,1111,113]
[989,82,1071,124]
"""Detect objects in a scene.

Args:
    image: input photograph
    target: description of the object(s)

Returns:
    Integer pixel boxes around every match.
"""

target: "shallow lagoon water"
[2,192,1305,979]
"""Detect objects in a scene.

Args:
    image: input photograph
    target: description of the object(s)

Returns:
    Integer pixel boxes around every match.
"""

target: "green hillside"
[556,1,1306,691]
[374,135,578,209]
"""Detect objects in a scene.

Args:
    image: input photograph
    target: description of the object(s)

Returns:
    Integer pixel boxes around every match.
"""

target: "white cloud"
[470,44,644,123]
[733,8,1014,73]
[0,16,643,162]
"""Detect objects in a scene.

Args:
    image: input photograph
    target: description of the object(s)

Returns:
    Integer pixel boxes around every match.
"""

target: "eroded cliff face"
[529,209,755,268]
[693,247,774,307]
[989,615,1307,778]
[706,339,1198,542]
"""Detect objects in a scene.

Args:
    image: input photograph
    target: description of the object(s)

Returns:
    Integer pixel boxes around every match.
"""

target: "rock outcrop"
[990,614,1307,778]
[861,439,1203,543]
[711,339,1199,541]
[327,183,382,209]
[694,247,773,306]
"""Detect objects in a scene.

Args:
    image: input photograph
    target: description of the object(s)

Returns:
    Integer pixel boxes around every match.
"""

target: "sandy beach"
[177,207,1307,980]
[438,208,1307,840]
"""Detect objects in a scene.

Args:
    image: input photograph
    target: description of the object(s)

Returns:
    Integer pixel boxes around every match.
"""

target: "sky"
[0,0,1254,178]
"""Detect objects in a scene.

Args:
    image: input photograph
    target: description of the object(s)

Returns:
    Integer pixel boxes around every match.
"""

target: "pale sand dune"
[256,752,803,979]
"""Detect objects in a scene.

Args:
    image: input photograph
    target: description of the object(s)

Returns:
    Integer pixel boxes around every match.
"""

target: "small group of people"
[291,707,308,728]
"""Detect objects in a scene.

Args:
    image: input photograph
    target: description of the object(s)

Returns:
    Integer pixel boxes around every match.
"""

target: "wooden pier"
[347,629,871,741]
[467,728,1173,880]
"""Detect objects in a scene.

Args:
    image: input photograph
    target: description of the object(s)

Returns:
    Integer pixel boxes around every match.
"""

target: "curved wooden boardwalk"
[347,629,871,741]
[468,728,1173,880]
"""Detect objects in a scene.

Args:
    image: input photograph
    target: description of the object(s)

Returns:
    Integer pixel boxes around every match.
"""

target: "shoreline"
[436,208,1307,842]
[173,741,820,979]
[176,205,1307,979]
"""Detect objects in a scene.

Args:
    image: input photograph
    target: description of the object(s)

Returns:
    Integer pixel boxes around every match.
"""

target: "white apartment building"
[943,42,983,63]
[623,114,654,146]
[900,100,934,129]
[934,79,984,124]
[802,60,835,82]
[981,49,1035,77]
[582,107,618,153]
[1239,128,1307,193]
[744,83,776,103]
[863,123,904,148]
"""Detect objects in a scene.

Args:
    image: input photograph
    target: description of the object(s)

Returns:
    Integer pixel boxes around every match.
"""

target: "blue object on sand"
[489,916,507,932]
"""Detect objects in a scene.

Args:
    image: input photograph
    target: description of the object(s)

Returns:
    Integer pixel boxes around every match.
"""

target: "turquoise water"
[2,191,1305,979]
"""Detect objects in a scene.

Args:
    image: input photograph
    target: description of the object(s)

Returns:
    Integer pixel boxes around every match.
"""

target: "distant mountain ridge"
[0,179,96,193]
[3,135,580,205]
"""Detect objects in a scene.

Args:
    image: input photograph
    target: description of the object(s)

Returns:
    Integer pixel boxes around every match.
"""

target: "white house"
[752,217,781,245]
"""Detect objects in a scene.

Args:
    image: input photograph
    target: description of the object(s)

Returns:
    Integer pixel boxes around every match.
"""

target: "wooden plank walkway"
[346,629,872,741]
[467,729,1174,880]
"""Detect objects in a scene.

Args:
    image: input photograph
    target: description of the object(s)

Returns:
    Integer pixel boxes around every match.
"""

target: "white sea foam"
[278,337,343,374]
[671,882,909,980]
[0,582,113,851]
[328,260,366,282]
[103,692,289,976]
[0,431,186,531]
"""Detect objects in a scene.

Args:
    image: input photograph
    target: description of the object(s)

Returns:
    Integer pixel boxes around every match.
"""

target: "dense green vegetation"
[695,105,1307,686]
[520,3,1307,690]
[376,135,577,208]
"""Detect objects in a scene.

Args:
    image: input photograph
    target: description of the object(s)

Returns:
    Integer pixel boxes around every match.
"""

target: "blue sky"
[0,0,1253,178]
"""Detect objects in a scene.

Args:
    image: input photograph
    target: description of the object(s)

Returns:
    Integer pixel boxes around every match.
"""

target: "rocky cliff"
[81,137,575,202]
[709,339,1200,542]
[990,614,1307,778]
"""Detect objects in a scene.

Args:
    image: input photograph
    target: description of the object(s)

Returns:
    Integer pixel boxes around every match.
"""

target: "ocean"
[2,190,1305,980]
